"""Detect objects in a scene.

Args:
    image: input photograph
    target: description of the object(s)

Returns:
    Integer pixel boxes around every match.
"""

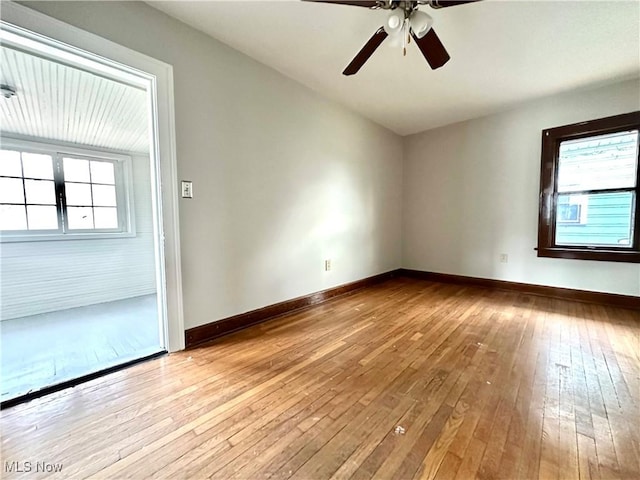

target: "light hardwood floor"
[2,278,639,479]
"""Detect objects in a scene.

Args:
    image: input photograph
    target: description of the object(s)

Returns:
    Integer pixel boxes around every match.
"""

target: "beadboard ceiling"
[149,0,640,135]
[0,46,149,154]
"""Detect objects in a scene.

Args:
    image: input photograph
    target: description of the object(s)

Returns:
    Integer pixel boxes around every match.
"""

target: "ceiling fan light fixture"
[386,10,405,34]
[409,10,433,39]
[388,32,403,48]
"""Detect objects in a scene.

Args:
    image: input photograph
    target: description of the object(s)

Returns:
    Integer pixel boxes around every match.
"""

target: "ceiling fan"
[304,0,481,75]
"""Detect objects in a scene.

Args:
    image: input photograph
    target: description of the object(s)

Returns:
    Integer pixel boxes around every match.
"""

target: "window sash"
[549,157,639,251]
[551,189,636,250]
[58,154,126,233]
[0,141,132,239]
[556,129,639,193]
[0,151,63,233]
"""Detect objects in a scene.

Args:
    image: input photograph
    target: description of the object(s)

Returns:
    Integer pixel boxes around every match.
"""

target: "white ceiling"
[0,46,149,153]
[149,0,640,136]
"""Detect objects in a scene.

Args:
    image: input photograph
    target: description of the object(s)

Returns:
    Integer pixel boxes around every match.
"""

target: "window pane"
[65,183,92,206]
[558,130,638,193]
[555,191,634,247]
[25,179,56,205]
[67,206,94,230]
[0,150,22,177]
[22,152,54,180]
[0,204,27,230]
[0,177,24,204]
[94,207,118,229]
[26,205,58,230]
[92,184,117,207]
[63,158,90,182]
[90,161,115,184]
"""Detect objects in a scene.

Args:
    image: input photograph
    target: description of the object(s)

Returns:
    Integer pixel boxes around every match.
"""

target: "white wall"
[25,2,635,326]
[403,79,640,297]
[0,154,157,320]
[24,2,404,329]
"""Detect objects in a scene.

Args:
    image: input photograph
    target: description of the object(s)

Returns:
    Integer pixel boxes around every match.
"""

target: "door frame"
[1,2,185,352]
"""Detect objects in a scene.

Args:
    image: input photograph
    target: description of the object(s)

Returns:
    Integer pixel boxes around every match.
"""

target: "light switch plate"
[181,180,193,198]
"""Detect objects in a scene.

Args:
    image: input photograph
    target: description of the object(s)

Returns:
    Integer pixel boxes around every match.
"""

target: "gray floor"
[0,294,163,402]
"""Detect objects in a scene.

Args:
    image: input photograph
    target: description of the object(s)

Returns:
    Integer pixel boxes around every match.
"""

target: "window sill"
[537,247,640,263]
[0,231,137,243]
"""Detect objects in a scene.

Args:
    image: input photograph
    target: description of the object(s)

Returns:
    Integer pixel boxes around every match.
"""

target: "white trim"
[1,132,150,157]
[1,137,133,162]
[0,14,148,90]
[1,231,137,243]
[1,2,185,352]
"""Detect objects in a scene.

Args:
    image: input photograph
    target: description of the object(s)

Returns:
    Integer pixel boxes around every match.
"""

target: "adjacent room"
[0,38,165,401]
[1,1,638,479]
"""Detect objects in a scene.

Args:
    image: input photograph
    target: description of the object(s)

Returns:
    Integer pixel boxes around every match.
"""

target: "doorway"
[0,8,183,404]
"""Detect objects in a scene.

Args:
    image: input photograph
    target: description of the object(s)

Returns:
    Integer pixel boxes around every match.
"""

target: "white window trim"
[0,137,137,242]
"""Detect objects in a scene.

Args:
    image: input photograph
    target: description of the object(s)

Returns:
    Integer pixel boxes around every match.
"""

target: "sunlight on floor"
[1,294,163,401]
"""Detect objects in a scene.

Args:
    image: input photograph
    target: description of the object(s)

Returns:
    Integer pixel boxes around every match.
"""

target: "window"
[62,157,120,230]
[0,140,134,241]
[537,111,640,263]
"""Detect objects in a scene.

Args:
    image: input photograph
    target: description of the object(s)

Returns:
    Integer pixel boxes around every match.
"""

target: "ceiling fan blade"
[411,28,450,70]
[302,0,380,7]
[343,27,388,76]
[429,0,482,8]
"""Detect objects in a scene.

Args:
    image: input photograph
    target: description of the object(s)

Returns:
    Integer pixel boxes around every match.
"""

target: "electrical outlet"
[324,259,331,271]
[499,254,508,263]
[181,180,193,198]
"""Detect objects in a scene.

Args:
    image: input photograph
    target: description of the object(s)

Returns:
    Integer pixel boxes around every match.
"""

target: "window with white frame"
[0,141,134,240]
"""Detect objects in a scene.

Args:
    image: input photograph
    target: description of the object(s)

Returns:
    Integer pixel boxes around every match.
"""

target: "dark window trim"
[537,111,640,263]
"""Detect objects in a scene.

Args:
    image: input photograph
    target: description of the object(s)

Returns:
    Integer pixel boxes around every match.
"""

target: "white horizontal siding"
[0,155,157,320]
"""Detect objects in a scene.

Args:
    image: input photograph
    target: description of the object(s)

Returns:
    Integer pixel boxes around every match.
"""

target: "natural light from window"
[0,145,127,236]
[555,130,638,247]
[0,150,58,230]
[63,157,119,230]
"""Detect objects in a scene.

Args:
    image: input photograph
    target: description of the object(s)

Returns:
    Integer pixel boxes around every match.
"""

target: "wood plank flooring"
[1,278,639,479]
